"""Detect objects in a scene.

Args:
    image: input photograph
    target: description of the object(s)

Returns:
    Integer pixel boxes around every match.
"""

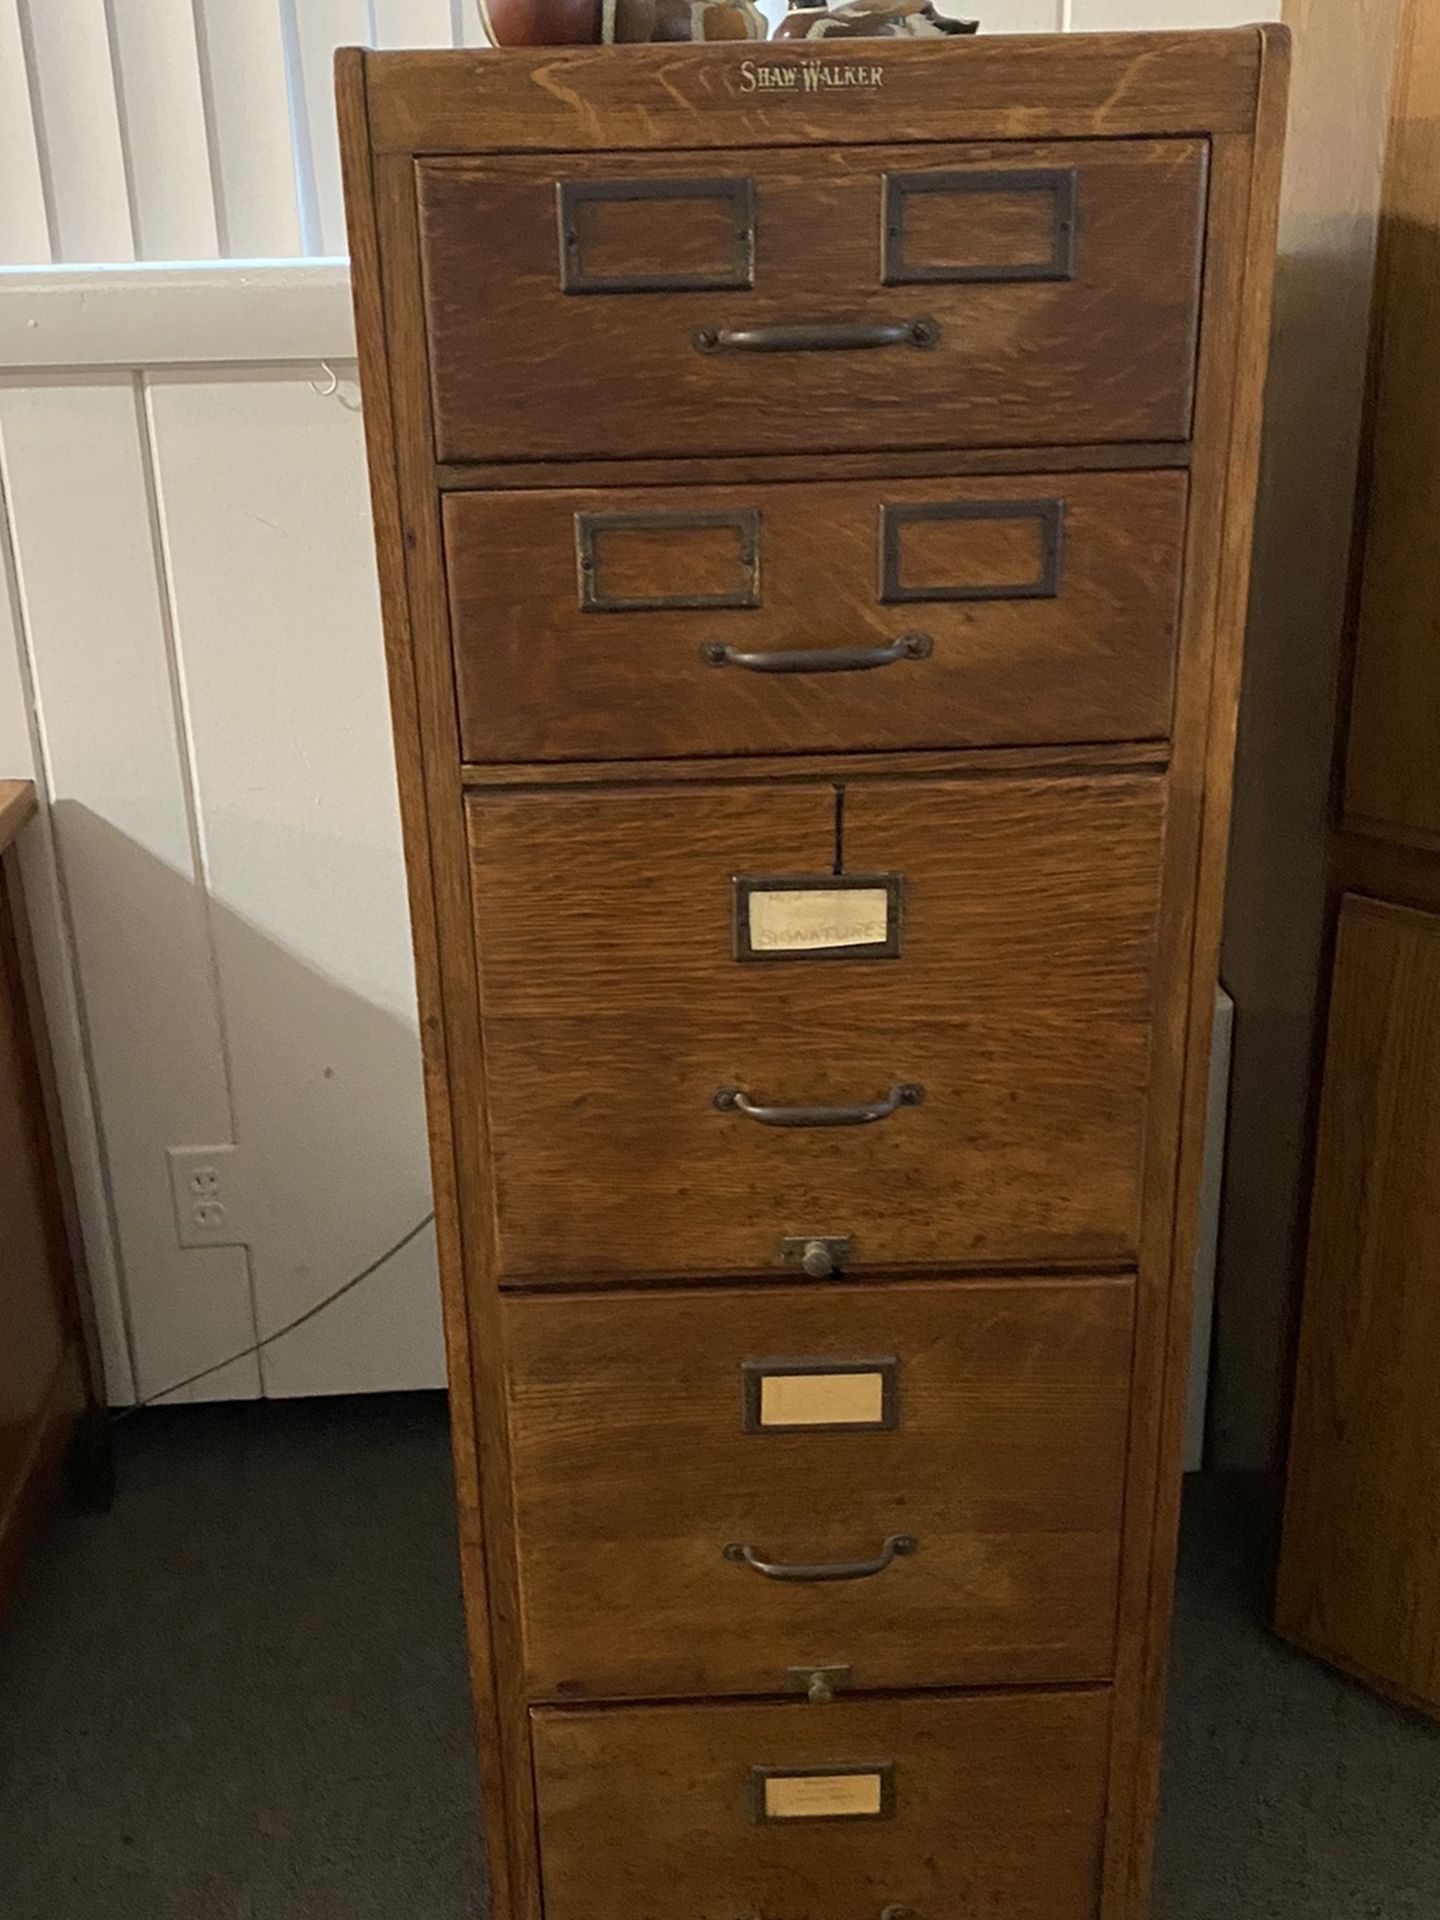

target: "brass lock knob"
[779,1233,852,1277]
[802,1238,835,1279]
[788,1664,851,1704]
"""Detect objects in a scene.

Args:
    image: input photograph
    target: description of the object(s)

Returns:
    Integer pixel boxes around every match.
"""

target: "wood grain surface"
[0,781,36,854]
[1342,0,1440,849]
[505,1275,1133,1701]
[437,441,1191,490]
[531,1686,1112,1920]
[445,470,1186,763]
[336,29,1289,1920]
[367,32,1263,154]
[1275,0,1440,1729]
[0,839,94,1618]
[461,740,1169,791]
[1276,896,1440,1715]
[1096,35,1290,1913]
[420,141,1205,463]
[468,772,1165,1282]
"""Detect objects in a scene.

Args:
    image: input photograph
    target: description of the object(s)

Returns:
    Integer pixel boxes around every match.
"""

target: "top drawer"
[418,139,1208,464]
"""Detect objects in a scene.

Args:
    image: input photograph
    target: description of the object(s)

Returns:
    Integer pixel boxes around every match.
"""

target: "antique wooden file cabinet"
[338,29,1286,1920]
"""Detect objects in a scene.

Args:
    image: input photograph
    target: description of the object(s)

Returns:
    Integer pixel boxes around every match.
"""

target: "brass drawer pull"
[714,1084,923,1128]
[694,318,939,354]
[701,633,933,674]
[723,1534,918,1583]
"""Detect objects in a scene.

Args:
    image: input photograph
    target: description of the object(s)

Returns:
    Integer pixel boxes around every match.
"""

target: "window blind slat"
[196,0,304,259]
[0,0,52,265]
[21,0,134,263]
[293,0,373,258]
[110,0,219,263]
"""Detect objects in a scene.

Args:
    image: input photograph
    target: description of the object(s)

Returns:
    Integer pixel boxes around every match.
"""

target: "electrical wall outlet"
[166,1144,249,1249]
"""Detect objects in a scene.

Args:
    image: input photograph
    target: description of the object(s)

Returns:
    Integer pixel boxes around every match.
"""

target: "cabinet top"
[343,26,1285,158]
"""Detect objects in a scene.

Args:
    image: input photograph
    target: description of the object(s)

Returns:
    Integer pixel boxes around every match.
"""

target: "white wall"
[0,271,441,1406]
[0,4,1279,1406]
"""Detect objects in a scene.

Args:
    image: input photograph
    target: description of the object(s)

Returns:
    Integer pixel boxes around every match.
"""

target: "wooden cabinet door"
[444,470,1185,764]
[468,771,1164,1283]
[419,139,1205,463]
[505,1276,1133,1701]
[1276,894,1440,1715]
[1340,25,1440,850]
[531,1688,1111,1920]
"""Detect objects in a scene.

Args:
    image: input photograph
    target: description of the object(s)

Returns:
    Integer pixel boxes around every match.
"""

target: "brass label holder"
[751,1762,896,1823]
[734,873,902,962]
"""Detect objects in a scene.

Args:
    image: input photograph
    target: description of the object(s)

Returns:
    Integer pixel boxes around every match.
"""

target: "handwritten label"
[748,886,890,953]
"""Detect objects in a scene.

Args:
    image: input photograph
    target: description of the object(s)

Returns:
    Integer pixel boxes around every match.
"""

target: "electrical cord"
[113,1211,437,1417]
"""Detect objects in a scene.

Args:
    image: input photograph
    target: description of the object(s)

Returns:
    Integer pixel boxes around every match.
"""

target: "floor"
[1,1396,1437,1919]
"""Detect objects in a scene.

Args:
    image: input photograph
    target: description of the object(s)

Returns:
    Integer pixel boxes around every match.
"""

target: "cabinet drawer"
[506,1277,1131,1701]
[419,140,1206,463]
[445,469,1185,763]
[532,1688,1111,1920]
[468,771,1163,1283]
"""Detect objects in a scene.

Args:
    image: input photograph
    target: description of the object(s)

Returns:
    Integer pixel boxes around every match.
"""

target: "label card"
[752,1766,895,1823]
[742,1359,899,1433]
[734,873,902,961]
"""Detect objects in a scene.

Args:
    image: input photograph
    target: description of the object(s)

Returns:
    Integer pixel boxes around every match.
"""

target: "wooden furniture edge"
[0,779,37,854]
[1270,0,1433,1687]
[1106,23,1292,1917]
[0,810,110,1613]
[3,838,109,1427]
[364,29,1266,154]
[1331,826,1440,917]
[1277,1617,1440,1724]
[335,48,517,1920]
[459,743,1171,789]
[434,443,1194,491]
[0,1345,85,1619]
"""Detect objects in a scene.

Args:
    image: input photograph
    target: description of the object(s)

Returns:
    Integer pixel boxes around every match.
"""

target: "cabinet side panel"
[336,48,517,1920]
[1276,896,1440,1714]
[1100,28,1290,1920]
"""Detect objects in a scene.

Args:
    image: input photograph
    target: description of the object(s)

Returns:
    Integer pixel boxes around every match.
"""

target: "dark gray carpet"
[1155,1476,1440,1919]
[0,1397,1436,1918]
[0,1396,485,1920]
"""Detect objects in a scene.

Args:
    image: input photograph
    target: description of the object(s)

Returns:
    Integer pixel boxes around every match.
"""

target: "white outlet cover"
[166,1143,250,1249]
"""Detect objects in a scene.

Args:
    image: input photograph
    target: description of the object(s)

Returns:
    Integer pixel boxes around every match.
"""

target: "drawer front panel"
[531,1689,1111,1920]
[445,470,1186,763]
[419,139,1206,462]
[506,1277,1132,1700]
[468,772,1164,1282]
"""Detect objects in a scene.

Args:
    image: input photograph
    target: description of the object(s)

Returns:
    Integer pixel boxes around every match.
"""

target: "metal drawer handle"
[723,1534,918,1584]
[714,1084,923,1128]
[694,318,939,354]
[701,633,933,674]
